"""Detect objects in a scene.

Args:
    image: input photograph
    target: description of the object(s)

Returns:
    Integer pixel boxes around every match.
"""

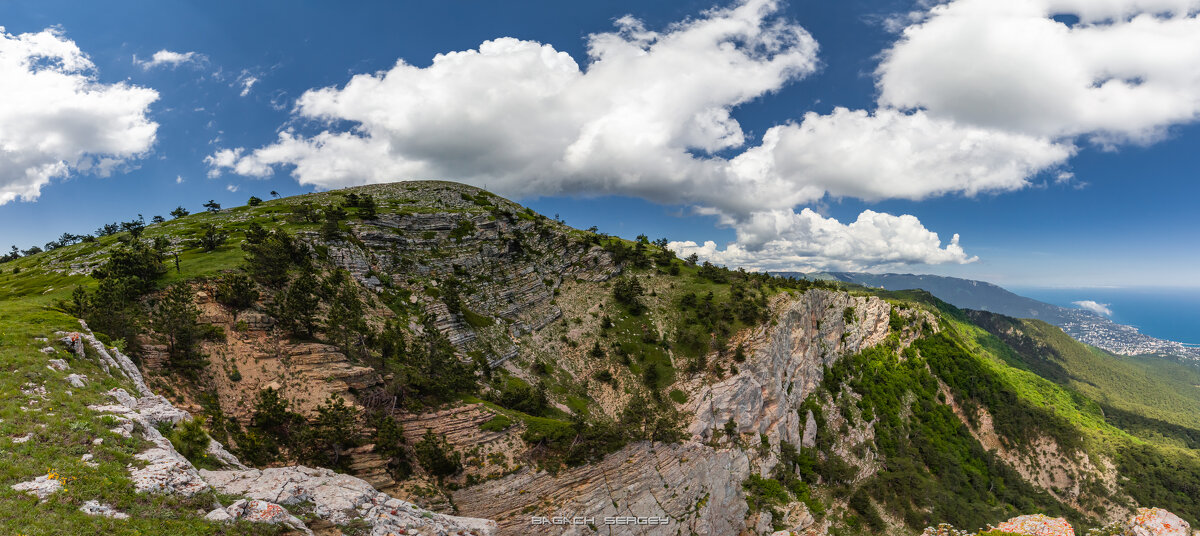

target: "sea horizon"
[1010,286,1200,346]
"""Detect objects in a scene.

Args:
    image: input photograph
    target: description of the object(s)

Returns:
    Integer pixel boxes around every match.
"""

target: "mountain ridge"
[1,180,1199,535]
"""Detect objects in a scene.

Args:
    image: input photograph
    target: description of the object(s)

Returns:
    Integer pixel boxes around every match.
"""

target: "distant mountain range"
[773,271,1200,361]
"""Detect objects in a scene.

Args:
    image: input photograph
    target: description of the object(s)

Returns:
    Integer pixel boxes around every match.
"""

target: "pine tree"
[152,283,207,373]
[324,276,367,357]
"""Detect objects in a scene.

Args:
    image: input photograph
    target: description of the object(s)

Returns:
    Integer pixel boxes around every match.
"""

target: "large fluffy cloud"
[207,0,1200,271]
[0,27,158,204]
[878,0,1200,145]
[671,209,976,271]
[731,108,1072,204]
[208,0,821,210]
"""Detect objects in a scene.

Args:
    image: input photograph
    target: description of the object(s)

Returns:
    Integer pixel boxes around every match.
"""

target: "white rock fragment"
[66,374,87,388]
[80,500,129,519]
[11,475,62,500]
[204,507,234,522]
[39,346,56,354]
[1124,507,1191,536]
[12,433,33,444]
[47,359,69,371]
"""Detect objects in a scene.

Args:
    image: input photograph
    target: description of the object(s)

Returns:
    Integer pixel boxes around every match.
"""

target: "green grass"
[479,415,512,433]
[461,308,494,329]
[0,278,281,534]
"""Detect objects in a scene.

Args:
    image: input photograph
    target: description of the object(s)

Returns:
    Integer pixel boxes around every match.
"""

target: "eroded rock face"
[688,290,901,446]
[201,466,497,536]
[452,290,911,535]
[455,441,750,535]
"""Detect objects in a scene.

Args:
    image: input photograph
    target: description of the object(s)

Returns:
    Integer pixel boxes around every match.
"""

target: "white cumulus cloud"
[671,209,976,272]
[205,0,1200,271]
[1073,300,1113,316]
[135,49,204,69]
[0,26,158,205]
[877,0,1200,146]
[207,0,821,209]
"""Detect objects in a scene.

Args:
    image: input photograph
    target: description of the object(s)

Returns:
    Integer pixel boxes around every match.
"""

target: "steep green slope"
[969,311,1200,448]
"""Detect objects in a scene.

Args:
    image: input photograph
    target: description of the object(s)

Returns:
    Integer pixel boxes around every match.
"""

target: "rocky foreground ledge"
[10,324,495,536]
[908,509,1197,536]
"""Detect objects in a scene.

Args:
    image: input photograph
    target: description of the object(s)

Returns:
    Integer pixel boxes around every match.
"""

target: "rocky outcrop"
[1120,508,1193,536]
[991,514,1076,536]
[452,290,910,535]
[918,508,1196,536]
[55,319,496,533]
[453,441,750,535]
[201,466,496,536]
[87,388,218,496]
[687,290,904,447]
[209,499,310,534]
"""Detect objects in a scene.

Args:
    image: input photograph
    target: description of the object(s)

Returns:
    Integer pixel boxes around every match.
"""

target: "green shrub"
[415,428,462,479]
[160,417,213,468]
[480,414,513,432]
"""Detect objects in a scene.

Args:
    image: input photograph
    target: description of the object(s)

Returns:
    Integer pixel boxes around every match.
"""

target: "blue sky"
[2,0,1199,287]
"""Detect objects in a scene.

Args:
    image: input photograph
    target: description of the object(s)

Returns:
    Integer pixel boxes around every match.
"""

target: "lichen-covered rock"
[201,466,496,536]
[47,358,69,371]
[223,499,310,534]
[992,514,1075,536]
[1123,508,1192,536]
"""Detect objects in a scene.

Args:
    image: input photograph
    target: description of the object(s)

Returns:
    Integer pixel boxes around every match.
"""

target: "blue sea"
[1011,287,1200,346]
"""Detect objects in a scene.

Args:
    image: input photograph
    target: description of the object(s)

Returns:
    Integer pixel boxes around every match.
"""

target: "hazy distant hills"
[774,271,1200,361]
[820,272,1075,323]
